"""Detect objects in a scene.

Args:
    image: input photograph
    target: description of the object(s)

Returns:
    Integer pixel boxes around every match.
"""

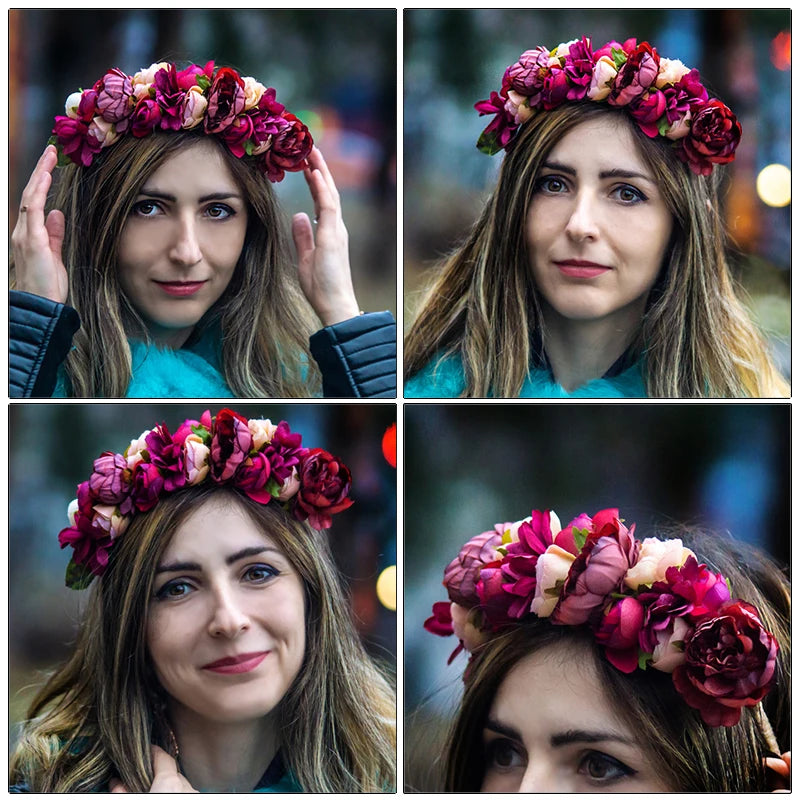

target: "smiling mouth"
[554,260,612,279]
[202,651,270,675]
[154,280,207,297]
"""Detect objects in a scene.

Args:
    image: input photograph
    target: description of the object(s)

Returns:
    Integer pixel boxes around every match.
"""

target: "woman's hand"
[10,145,69,304]
[292,146,360,327]
[765,751,790,792]
[109,745,198,793]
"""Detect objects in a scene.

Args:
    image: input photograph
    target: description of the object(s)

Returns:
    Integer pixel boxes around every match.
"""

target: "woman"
[404,36,788,398]
[9,408,396,792]
[10,60,396,398]
[424,507,790,791]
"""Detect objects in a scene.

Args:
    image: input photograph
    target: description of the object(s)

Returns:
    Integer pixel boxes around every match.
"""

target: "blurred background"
[404,10,791,375]
[404,403,789,790]
[9,9,396,315]
[9,404,397,741]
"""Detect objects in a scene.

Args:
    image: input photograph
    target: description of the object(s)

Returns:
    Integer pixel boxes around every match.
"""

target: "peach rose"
[183,433,210,485]
[181,85,208,129]
[277,468,301,502]
[125,429,153,469]
[248,418,278,451]
[655,57,691,89]
[587,55,618,100]
[624,537,695,590]
[91,504,130,539]
[242,76,267,111]
[450,602,490,653]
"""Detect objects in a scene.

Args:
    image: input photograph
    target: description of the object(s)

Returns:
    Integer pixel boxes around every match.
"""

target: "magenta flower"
[424,600,454,636]
[154,65,185,131]
[234,452,272,504]
[145,423,186,492]
[563,37,594,100]
[205,66,246,133]
[540,68,571,110]
[595,596,645,673]
[476,559,515,627]
[52,117,104,167]
[475,89,518,155]
[672,602,778,726]
[219,113,255,158]
[210,408,252,482]
[129,462,164,512]
[663,557,731,621]
[293,449,354,530]
[176,60,215,91]
[88,452,132,505]
[443,527,503,607]
[507,48,550,95]
[129,97,162,138]
[58,513,113,577]
[608,42,660,106]
[629,89,667,137]
[94,68,134,126]
[262,421,306,485]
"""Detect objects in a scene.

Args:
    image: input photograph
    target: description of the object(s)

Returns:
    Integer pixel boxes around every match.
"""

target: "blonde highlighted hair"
[9,486,395,792]
[404,103,788,398]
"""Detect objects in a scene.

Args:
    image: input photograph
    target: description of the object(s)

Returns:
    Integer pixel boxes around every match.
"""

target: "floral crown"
[424,508,779,728]
[476,36,741,176]
[50,61,313,182]
[58,409,353,590]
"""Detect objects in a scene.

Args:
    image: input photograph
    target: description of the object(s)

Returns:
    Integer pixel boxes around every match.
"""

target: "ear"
[764,751,790,792]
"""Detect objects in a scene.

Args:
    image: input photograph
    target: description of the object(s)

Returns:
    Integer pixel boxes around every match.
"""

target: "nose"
[517,759,561,793]
[207,586,250,639]
[169,214,203,267]
[564,190,600,243]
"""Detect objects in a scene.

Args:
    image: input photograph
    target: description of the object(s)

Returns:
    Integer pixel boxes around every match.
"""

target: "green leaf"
[572,526,589,552]
[196,74,211,92]
[244,140,255,156]
[266,478,282,499]
[657,116,671,137]
[65,559,95,590]
[191,423,212,445]
[638,650,653,671]
[476,130,502,156]
[610,47,628,70]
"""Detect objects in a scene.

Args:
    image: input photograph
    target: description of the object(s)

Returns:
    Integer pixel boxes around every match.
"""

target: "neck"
[540,302,643,392]
[168,703,279,792]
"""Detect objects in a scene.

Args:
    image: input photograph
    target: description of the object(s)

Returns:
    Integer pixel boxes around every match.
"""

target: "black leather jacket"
[9,290,396,398]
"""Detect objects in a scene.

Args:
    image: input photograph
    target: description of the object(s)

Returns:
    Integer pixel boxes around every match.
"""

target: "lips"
[154,280,207,297]
[202,651,270,675]
[553,259,612,279]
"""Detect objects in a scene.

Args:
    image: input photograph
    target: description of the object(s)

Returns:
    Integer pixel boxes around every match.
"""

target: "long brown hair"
[444,529,790,791]
[9,485,395,791]
[51,131,319,397]
[404,102,788,397]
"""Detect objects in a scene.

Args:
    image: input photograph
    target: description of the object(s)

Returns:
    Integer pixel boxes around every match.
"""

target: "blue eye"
[578,750,635,784]
[243,564,279,584]
[155,579,194,600]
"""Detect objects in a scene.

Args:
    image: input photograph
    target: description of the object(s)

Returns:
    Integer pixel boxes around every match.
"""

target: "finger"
[306,147,340,204]
[765,757,791,777]
[109,778,129,793]
[20,146,58,211]
[45,209,66,259]
[292,212,315,273]
[151,744,180,776]
[304,168,339,228]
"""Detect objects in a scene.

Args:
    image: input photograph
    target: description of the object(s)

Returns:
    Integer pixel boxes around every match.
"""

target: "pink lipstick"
[554,260,611,279]
[202,651,269,675]
[154,280,206,297]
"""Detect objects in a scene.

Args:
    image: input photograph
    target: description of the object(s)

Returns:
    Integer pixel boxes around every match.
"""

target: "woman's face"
[146,497,306,725]
[525,115,673,327]
[117,140,248,348]
[480,640,671,792]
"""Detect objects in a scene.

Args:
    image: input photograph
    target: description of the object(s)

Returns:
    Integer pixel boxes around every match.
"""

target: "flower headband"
[425,508,778,728]
[475,37,741,176]
[50,61,313,182]
[58,409,353,590]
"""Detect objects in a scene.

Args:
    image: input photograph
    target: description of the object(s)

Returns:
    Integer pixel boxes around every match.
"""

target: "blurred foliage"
[403,403,789,789]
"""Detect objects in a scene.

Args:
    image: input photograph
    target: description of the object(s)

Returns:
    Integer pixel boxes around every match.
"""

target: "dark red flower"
[235,452,272,504]
[153,65,185,131]
[129,97,162,138]
[629,89,667,137]
[261,114,313,182]
[678,99,741,176]
[210,408,252,482]
[129,462,164,512]
[145,423,186,492]
[672,601,779,726]
[52,116,103,167]
[205,66,246,134]
[219,113,255,158]
[424,601,454,636]
[293,449,354,530]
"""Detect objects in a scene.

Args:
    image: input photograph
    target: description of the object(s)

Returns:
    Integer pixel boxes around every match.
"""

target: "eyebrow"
[541,160,654,183]
[155,545,281,574]
[485,718,634,748]
[137,189,243,203]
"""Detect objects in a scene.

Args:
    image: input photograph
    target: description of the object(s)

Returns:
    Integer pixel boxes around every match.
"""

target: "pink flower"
[181,85,208,129]
[678,99,741,176]
[129,97,162,138]
[90,504,130,539]
[205,66,246,134]
[540,67,570,110]
[129,462,164,512]
[450,602,490,652]
[507,47,551,94]
[424,600,454,636]
[261,114,313,182]
[609,42,660,106]
[153,64,185,131]
[629,89,667,137]
[475,86,518,156]
[672,602,779,726]
[183,433,210,485]
[443,527,503,607]
[552,515,638,625]
[595,596,645,673]
[94,68,134,126]
[563,36,594,100]
[145,423,185,492]
[277,469,300,502]
[210,408,253,482]
[88,452,132,505]
[52,116,103,167]
[650,616,691,673]
[587,55,618,101]
[293,449,354,530]
[235,451,272,504]
[663,557,731,620]
[176,60,214,91]
[219,113,255,158]
[262,421,306,484]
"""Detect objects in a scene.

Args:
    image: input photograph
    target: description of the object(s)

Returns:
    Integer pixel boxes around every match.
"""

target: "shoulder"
[405,351,465,398]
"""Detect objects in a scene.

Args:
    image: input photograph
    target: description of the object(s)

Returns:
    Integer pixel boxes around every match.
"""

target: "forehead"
[143,139,240,192]
[543,115,652,176]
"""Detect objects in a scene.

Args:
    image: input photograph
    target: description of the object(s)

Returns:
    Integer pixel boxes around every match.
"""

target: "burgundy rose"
[129,97,162,138]
[672,601,779,726]
[594,596,645,673]
[257,86,286,117]
[293,449,354,530]
[176,60,215,91]
[563,37,594,100]
[608,42,660,106]
[145,423,186,492]
[678,99,741,176]
[261,114,313,182]
[424,601,454,637]
[205,66,246,134]
[443,527,503,607]
[262,421,306,485]
[94,68,134,126]
[153,65,185,131]
[629,89,667,137]
[129,462,164,512]
[52,116,103,167]
[88,452,132,505]
[234,452,272,504]
[540,68,570,110]
[219,113,255,158]
[477,559,515,627]
[210,408,252,482]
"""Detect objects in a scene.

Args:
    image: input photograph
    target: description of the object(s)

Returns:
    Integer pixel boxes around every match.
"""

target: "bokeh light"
[756,164,791,208]
[376,565,397,611]
[770,31,791,70]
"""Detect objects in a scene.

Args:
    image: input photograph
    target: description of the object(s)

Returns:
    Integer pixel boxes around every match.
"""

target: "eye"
[578,750,636,784]
[205,203,235,219]
[132,200,163,217]
[242,563,279,584]
[155,579,195,601]
[535,175,570,195]
[485,737,526,771]
[611,184,647,204]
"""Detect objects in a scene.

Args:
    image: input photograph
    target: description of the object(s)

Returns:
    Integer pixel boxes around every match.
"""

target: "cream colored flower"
[67,498,79,526]
[655,57,691,89]
[242,76,267,111]
[181,85,208,129]
[87,117,118,148]
[65,92,83,119]
[532,544,575,617]
[624,537,695,590]
[588,55,618,100]
[249,418,278,450]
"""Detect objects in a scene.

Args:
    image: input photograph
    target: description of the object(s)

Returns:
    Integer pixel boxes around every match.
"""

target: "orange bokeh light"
[770,31,791,71]
[382,423,397,468]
